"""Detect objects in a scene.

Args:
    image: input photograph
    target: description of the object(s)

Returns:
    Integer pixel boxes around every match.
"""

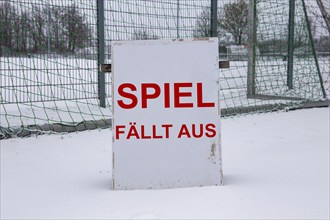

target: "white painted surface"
[112,39,222,189]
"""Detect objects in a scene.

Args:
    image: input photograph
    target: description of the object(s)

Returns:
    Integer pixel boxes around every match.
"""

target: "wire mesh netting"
[253,0,327,100]
[0,0,329,138]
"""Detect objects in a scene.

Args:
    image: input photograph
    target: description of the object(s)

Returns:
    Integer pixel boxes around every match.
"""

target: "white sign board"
[112,38,222,190]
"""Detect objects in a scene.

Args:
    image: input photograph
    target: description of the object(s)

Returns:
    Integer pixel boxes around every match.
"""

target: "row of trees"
[129,0,249,45]
[194,0,329,55]
[1,0,328,56]
[0,2,93,55]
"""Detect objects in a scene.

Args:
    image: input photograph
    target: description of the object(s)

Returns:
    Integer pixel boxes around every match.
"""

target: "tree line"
[193,0,329,55]
[2,0,328,57]
[0,2,93,55]
[128,0,248,44]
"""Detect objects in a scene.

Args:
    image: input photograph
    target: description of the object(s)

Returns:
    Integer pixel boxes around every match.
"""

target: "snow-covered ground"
[1,107,329,219]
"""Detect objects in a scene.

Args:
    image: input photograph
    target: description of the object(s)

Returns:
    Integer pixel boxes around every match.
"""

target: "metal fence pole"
[47,5,51,55]
[210,0,218,37]
[97,0,106,108]
[287,0,295,90]
[177,0,180,38]
[302,0,326,99]
[247,0,256,96]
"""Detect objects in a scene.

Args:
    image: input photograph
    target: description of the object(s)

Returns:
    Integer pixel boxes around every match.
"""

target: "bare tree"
[0,2,16,52]
[293,16,313,50]
[193,8,213,38]
[49,6,66,53]
[132,29,158,40]
[194,1,248,44]
[12,11,30,53]
[194,7,232,42]
[62,4,93,53]
[218,0,248,45]
[316,0,330,33]
[10,6,20,52]
[29,7,47,53]
[316,36,330,52]
[0,3,32,53]
[0,2,93,55]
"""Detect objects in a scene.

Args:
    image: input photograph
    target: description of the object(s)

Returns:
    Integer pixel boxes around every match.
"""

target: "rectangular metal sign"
[112,38,222,189]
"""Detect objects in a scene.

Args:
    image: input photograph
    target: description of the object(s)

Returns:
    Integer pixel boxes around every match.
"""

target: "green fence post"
[287,0,295,90]
[302,0,326,99]
[247,0,256,96]
[210,0,218,37]
[97,0,106,108]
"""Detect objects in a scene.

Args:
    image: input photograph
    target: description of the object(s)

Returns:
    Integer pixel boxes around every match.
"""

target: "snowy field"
[1,107,329,219]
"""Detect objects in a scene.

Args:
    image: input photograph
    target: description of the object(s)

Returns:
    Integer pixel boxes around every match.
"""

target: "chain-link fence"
[0,0,329,138]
